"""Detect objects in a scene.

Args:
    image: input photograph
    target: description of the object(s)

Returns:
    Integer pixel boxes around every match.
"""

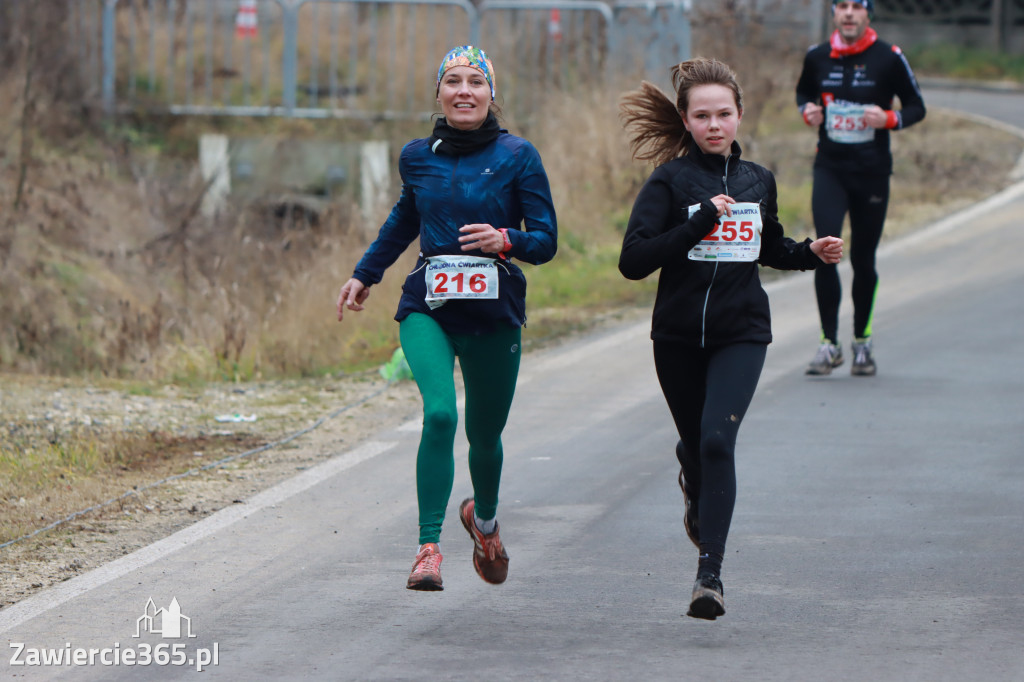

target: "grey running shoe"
[687,573,725,620]
[805,342,843,376]
[850,339,876,376]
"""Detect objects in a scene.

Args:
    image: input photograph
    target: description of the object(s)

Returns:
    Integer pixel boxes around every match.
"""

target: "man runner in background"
[796,0,925,376]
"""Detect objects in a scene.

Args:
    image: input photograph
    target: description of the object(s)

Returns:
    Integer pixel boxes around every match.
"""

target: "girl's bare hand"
[810,236,844,264]
[709,194,736,219]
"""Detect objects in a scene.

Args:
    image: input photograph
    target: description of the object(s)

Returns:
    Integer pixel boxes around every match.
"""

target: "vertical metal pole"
[406,4,417,111]
[310,2,321,107]
[204,0,214,105]
[282,0,299,112]
[991,0,1006,53]
[261,2,273,107]
[166,0,176,105]
[329,2,339,107]
[645,5,658,76]
[368,3,379,108]
[242,2,253,106]
[128,0,137,98]
[102,0,117,113]
[148,0,156,94]
[184,0,194,106]
[468,3,479,45]
[387,2,397,110]
[605,6,616,91]
[347,3,359,108]
[677,0,691,63]
[811,0,826,44]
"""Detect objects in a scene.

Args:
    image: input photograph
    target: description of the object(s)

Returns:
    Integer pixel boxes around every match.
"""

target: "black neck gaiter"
[428,112,502,156]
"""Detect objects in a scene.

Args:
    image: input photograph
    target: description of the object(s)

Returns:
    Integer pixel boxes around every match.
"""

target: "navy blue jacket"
[619,142,819,348]
[353,131,558,334]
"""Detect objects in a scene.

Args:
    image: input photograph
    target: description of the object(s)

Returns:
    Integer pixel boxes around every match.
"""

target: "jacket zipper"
[450,153,509,270]
[699,155,730,348]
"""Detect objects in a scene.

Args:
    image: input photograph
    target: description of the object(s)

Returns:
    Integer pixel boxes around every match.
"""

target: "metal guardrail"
[60,0,690,120]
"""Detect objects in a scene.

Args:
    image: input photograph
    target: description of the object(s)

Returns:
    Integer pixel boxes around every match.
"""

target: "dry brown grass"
[0,421,264,545]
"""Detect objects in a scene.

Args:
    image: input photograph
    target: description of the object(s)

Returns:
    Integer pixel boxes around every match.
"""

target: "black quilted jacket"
[619,141,820,347]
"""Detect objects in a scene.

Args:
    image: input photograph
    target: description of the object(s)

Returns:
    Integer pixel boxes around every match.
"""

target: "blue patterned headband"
[436,45,495,101]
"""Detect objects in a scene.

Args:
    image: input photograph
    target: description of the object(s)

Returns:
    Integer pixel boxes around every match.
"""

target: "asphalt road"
[921,82,1024,130]
[2,88,1023,681]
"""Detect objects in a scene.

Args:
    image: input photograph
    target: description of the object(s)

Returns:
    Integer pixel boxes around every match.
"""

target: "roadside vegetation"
[1,1,1023,548]
[906,44,1024,84]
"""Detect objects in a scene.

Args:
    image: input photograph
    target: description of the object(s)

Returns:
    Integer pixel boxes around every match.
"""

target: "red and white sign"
[236,0,258,38]
[549,9,562,42]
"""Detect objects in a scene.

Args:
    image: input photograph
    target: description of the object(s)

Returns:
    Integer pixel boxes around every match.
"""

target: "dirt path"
[0,311,640,610]
[0,373,424,609]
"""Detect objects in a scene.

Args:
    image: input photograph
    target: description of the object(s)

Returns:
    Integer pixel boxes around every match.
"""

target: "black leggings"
[811,164,890,342]
[653,341,767,558]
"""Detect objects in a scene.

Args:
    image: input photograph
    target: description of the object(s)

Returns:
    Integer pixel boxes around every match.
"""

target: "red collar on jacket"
[830,27,877,58]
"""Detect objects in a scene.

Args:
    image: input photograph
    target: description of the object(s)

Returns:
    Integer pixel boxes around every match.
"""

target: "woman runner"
[336,46,557,591]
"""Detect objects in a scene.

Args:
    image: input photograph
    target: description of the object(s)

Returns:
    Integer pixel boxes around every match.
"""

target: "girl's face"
[438,66,491,130]
[681,84,741,157]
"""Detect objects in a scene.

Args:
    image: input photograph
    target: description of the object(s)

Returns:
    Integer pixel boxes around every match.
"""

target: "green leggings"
[399,312,522,545]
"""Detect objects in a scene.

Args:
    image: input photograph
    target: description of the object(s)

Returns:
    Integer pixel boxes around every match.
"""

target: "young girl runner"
[618,58,843,619]
[337,46,557,591]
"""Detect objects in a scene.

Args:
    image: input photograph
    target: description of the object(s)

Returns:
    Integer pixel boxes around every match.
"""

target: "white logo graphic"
[10,597,218,671]
[135,597,196,639]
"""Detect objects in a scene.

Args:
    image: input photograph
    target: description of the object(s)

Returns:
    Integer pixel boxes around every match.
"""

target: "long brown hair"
[620,57,744,167]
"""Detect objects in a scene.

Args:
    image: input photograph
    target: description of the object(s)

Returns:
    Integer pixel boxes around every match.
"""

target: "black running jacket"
[619,142,820,348]
[796,36,926,173]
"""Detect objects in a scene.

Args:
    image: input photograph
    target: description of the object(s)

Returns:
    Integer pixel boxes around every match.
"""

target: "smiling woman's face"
[438,66,491,130]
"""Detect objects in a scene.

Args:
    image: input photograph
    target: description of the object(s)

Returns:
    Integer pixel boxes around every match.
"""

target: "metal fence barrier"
[4,0,691,120]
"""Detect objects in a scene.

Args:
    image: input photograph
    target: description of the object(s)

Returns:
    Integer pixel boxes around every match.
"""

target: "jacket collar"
[688,140,742,173]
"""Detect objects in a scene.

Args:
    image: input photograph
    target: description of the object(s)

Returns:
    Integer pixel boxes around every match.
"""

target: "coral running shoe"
[459,498,509,584]
[406,543,443,591]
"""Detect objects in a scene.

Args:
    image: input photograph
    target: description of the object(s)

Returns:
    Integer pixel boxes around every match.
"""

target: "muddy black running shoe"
[687,573,725,620]
[678,469,700,550]
[850,339,876,376]
[806,342,843,376]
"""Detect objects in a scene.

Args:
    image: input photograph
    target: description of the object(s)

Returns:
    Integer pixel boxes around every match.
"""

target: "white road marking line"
[0,440,397,634]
